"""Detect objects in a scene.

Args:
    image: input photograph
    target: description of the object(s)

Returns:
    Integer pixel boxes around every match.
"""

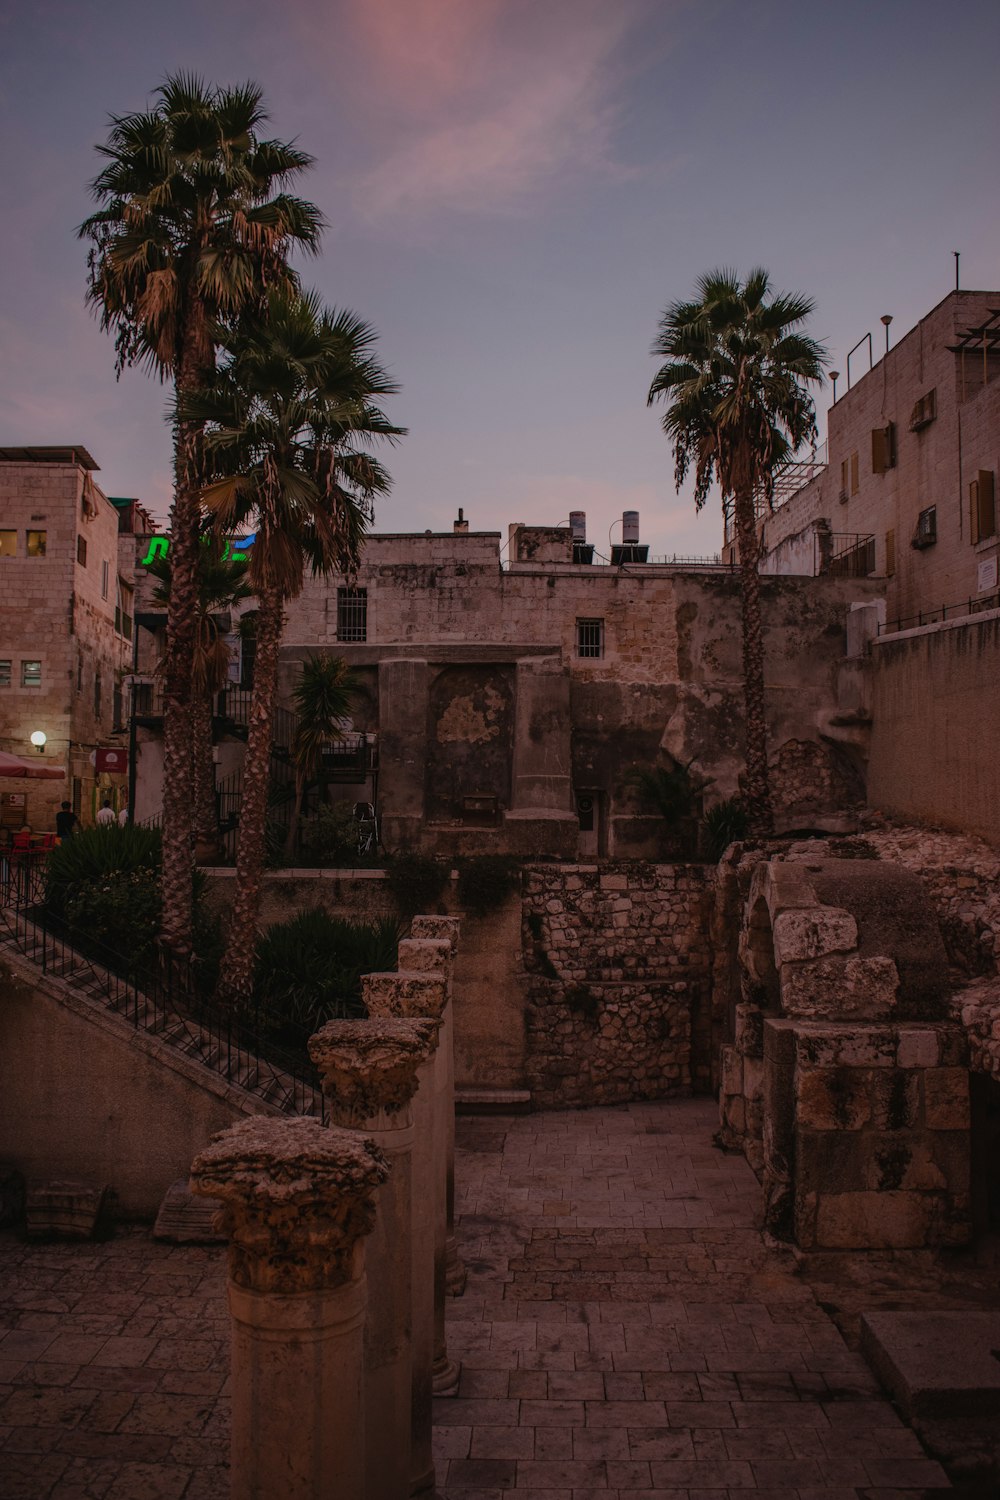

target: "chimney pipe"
[569,511,586,541]
[453,507,469,533]
[622,510,640,544]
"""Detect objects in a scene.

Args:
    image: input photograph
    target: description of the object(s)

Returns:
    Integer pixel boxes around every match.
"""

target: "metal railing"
[877,589,1000,636]
[824,533,876,579]
[0,855,326,1119]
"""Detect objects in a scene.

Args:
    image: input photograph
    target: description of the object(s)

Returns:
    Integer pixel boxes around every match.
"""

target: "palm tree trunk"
[733,490,774,837]
[192,690,220,860]
[160,297,213,953]
[215,584,284,1008]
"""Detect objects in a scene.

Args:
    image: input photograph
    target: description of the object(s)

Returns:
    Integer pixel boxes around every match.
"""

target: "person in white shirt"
[96,799,115,826]
[118,804,129,828]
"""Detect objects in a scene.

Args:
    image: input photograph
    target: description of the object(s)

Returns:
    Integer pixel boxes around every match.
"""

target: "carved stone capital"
[189,1118,389,1294]
[309,1017,439,1121]
[410,916,461,954]
[362,972,448,1020]
[397,937,453,976]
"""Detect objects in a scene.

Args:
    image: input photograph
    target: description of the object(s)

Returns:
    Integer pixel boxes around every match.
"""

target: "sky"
[1,0,999,559]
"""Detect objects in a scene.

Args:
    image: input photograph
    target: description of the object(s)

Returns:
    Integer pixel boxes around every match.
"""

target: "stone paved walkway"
[0,1099,951,1498]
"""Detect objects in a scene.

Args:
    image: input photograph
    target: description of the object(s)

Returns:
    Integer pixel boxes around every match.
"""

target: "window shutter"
[970,480,981,545]
[850,452,860,494]
[978,469,996,540]
[885,529,895,577]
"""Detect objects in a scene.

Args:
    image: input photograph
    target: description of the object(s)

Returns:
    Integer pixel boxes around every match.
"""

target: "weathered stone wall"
[867,614,1000,846]
[521,862,713,1109]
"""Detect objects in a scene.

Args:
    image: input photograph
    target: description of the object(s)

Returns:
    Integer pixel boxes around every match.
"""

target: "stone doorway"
[575,788,605,858]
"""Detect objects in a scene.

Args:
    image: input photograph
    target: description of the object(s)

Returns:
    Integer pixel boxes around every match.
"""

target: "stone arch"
[769,737,865,827]
[425,664,515,823]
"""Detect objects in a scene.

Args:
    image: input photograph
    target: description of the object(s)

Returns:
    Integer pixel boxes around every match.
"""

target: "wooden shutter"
[850,452,860,494]
[970,480,980,545]
[978,469,996,540]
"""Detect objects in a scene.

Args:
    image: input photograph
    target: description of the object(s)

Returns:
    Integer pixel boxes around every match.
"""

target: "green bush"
[252,909,401,1043]
[303,803,359,865]
[456,855,521,917]
[44,824,162,916]
[385,853,450,916]
[703,797,749,860]
[45,825,163,960]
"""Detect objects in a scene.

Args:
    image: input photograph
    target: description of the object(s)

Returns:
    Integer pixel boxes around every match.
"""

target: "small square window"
[77,535,88,566]
[337,587,368,642]
[21,660,42,687]
[101,560,110,599]
[0,660,11,687]
[26,530,46,557]
[0,530,16,557]
[577,619,604,658]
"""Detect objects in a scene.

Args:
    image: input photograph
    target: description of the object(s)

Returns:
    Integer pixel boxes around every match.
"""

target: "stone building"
[725,288,1000,629]
[0,447,149,829]
[272,518,880,856]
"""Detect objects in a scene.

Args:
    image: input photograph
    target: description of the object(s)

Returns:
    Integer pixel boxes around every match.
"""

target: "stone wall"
[521,862,713,1109]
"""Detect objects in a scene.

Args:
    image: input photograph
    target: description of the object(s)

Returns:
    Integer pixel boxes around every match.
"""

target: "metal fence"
[877,589,1000,636]
[0,854,326,1119]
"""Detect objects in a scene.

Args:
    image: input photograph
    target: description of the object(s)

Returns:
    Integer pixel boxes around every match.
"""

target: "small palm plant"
[284,654,361,858]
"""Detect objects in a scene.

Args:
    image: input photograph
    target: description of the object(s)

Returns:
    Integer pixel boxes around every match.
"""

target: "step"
[455,1088,532,1115]
[861,1310,1000,1418]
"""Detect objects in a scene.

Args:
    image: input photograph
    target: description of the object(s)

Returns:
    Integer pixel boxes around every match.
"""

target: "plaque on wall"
[977,555,998,593]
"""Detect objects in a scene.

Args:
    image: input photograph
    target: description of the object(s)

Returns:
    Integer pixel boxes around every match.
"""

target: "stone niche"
[722,853,971,1251]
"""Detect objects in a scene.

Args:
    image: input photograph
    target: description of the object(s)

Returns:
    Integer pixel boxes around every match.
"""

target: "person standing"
[55,802,79,839]
[96,798,115,826]
[118,803,129,828]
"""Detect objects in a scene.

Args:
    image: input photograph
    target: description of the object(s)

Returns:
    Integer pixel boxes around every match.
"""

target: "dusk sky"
[2,0,999,559]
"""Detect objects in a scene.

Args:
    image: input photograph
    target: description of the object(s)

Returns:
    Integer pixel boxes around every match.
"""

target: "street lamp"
[830,370,840,404]
[881,314,893,354]
[29,730,47,754]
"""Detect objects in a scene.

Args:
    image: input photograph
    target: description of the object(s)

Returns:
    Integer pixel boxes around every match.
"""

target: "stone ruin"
[717,847,970,1251]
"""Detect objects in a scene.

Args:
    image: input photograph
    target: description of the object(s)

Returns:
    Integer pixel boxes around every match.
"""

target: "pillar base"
[432,1353,461,1395]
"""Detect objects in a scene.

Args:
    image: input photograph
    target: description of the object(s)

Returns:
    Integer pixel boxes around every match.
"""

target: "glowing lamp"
[30,731,47,753]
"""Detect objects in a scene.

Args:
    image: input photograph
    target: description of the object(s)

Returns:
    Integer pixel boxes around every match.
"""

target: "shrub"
[45,825,163,961]
[44,824,163,917]
[703,797,749,860]
[385,853,450,917]
[303,803,360,865]
[252,909,401,1043]
[455,855,521,917]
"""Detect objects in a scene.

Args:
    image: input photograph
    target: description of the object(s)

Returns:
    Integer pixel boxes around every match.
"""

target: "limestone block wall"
[521,862,713,1109]
[868,613,1000,845]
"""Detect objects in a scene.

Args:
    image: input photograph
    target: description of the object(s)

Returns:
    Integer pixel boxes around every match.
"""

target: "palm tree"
[145,544,252,859]
[648,268,826,834]
[184,288,404,1006]
[284,654,362,859]
[81,74,322,953]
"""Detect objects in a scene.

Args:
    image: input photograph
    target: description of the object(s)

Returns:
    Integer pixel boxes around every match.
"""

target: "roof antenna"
[953,251,960,291]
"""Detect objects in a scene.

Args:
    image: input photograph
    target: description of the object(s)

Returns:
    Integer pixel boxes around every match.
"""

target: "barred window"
[576,618,604,658]
[21,660,41,687]
[337,587,368,642]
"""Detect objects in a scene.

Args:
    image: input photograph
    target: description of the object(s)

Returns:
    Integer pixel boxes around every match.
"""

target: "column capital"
[362,971,448,1020]
[410,916,461,954]
[309,1017,440,1122]
[397,937,453,976]
[190,1118,388,1294]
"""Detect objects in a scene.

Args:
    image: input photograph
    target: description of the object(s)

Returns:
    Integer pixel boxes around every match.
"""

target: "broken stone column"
[309,1016,439,1500]
[407,917,466,1297]
[189,1117,388,1500]
[361,960,455,1488]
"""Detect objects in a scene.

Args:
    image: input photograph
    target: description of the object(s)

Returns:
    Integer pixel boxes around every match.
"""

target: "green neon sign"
[139,534,255,567]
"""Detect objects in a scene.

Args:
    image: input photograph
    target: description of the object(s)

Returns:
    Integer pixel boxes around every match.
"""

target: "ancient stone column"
[309,1016,439,1500]
[362,967,460,1412]
[407,918,466,1298]
[189,1117,388,1500]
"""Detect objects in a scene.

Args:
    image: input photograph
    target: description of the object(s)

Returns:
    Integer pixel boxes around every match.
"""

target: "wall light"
[30,730,47,753]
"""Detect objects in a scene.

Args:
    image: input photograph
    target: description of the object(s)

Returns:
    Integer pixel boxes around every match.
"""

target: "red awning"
[0,751,67,780]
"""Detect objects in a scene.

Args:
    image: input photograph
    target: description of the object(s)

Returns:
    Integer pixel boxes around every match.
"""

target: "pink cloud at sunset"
[340,0,650,218]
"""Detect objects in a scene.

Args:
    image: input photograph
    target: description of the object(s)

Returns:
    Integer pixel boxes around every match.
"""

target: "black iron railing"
[0,855,326,1119]
[877,589,1000,636]
[826,533,876,579]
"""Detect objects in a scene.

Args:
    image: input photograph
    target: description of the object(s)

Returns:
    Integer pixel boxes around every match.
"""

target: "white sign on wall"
[977,555,998,593]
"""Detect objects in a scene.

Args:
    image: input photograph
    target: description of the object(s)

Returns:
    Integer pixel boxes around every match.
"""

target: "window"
[871,424,896,474]
[0,530,15,557]
[76,656,83,692]
[21,660,41,687]
[26,530,46,557]
[577,618,604,658]
[970,470,996,544]
[0,660,10,687]
[910,389,937,431]
[912,506,937,549]
[885,529,896,578]
[101,560,110,599]
[76,535,88,566]
[850,452,860,495]
[94,673,102,721]
[113,683,123,731]
[336,587,368,642]
[839,458,849,501]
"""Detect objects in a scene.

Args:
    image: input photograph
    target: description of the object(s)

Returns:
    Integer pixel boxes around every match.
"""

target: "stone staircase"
[0,913,323,1118]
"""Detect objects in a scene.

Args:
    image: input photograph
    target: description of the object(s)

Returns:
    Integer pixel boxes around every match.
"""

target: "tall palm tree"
[81,74,322,953]
[145,544,252,858]
[284,654,362,859]
[184,288,404,1006]
[648,268,826,834]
